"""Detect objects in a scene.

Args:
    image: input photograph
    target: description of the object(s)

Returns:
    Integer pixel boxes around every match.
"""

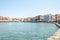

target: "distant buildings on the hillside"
[0,14,60,22]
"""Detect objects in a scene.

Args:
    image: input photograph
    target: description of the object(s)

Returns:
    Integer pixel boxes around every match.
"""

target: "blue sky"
[0,0,60,18]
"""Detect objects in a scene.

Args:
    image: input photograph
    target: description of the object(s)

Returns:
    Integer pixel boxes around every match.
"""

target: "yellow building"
[56,14,60,21]
[51,15,56,21]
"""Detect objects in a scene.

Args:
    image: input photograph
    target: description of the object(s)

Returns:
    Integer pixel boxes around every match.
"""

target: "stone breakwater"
[47,29,60,40]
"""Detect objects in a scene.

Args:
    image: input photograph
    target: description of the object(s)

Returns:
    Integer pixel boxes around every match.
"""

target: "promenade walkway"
[47,23,60,40]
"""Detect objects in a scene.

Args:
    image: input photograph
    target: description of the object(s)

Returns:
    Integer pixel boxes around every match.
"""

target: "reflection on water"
[0,22,59,40]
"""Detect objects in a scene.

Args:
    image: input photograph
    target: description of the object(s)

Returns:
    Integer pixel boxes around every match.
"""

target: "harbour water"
[0,22,59,40]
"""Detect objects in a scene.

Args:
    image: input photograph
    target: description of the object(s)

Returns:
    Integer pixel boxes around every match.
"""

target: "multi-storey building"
[51,15,56,21]
[2,17,8,20]
[0,16,8,21]
[56,14,60,21]
[26,17,32,22]
[35,15,40,21]
[22,17,32,22]
[40,15,44,21]
[43,14,52,21]
[31,17,36,22]
[0,16,3,20]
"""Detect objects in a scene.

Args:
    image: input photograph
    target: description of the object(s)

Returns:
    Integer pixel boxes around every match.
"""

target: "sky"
[0,0,60,18]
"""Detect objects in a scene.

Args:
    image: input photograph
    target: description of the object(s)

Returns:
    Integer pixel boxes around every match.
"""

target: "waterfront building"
[31,17,37,22]
[2,17,8,20]
[49,14,52,21]
[8,17,13,21]
[35,15,43,22]
[27,17,32,22]
[43,14,52,21]
[51,15,56,21]
[55,14,60,23]
[12,18,20,21]
[56,14,60,21]
[12,18,16,21]
[40,15,44,21]
[25,17,32,22]
[44,15,49,21]
[22,17,32,22]
[0,16,8,21]
[19,18,22,21]
[21,18,25,22]
[0,16,3,20]
[22,18,25,22]
[35,15,40,21]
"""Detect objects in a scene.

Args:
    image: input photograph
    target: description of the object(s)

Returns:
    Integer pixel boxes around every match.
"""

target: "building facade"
[35,15,40,21]
[43,14,52,21]
[31,17,37,22]
[0,16,8,20]
[22,17,32,22]
[44,15,49,21]
[56,14,60,21]
[51,15,56,21]
[0,16,3,20]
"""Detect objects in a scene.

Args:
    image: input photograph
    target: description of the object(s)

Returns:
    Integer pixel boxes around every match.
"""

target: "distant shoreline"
[0,21,56,23]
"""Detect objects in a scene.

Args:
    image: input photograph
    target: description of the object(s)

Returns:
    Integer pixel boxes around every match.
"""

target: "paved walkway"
[47,29,60,40]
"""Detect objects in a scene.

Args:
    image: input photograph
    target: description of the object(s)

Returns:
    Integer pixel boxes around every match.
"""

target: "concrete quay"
[47,23,60,40]
[47,29,60,40]
[55,23,60,28]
